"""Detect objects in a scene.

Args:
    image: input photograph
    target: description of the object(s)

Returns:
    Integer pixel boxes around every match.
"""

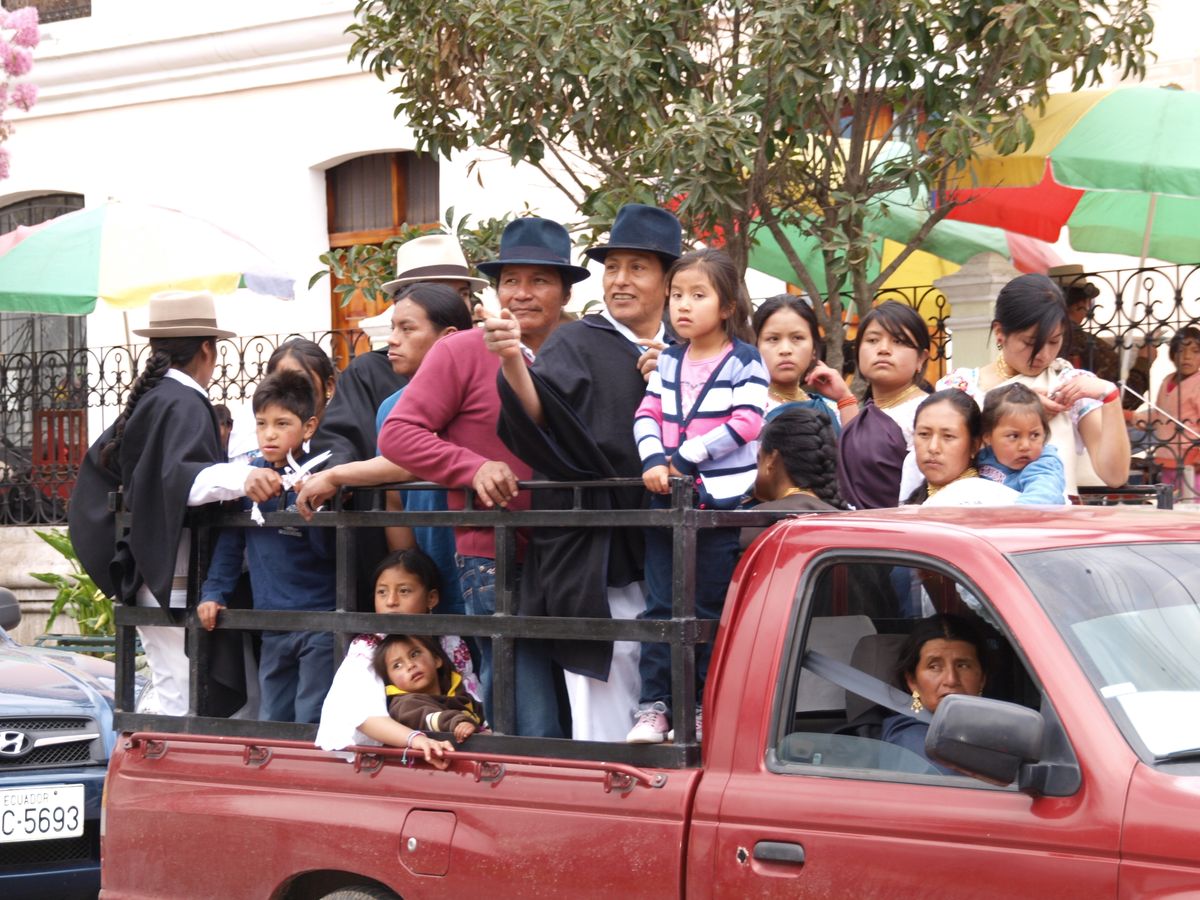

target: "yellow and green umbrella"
[0,200,294,315]
[943,86,1200,263]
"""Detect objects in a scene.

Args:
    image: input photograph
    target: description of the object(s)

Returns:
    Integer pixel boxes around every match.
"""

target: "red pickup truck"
[100,505,1200,899]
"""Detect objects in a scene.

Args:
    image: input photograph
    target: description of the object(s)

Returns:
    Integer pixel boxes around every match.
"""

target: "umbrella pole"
[1123,193,1159,382]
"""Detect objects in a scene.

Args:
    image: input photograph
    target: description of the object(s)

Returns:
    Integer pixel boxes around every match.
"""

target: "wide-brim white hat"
[380,233,489,296]
[133,290,235,339]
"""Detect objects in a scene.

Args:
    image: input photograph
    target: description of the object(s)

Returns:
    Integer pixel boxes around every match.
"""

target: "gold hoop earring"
[910,690,923,714]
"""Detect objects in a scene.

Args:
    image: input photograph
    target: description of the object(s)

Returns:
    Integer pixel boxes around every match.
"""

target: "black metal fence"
[114,479,738,767]
[4,262,1200,525]
[0,329,374,525]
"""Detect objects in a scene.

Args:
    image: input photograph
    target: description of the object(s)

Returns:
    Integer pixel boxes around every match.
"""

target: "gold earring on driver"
[910,690,923,714]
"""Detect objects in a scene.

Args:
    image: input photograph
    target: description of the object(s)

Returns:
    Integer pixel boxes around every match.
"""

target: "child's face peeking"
[984,409,1046,471]
[374,565,438,615]
[255,402,317,465]
[382,638,442,695]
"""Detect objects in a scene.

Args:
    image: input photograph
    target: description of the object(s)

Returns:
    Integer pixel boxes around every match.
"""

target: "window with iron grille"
[0,193,87,512]
[1,0,90,23]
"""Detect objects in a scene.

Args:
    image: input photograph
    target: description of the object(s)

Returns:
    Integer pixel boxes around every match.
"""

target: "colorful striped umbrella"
[941,86,1200,263]
[0,200,294,315]
[748,213,1060,293]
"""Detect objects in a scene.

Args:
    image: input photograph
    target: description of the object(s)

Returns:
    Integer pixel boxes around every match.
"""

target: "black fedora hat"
[585,203,683,265]
[476,218,591,284]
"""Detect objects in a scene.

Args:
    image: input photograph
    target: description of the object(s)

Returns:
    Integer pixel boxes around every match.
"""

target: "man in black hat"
[485,203,682,742]
[381,216,587,738]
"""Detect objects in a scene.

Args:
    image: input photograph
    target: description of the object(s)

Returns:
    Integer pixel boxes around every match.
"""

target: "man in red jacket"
[378,217,589,737]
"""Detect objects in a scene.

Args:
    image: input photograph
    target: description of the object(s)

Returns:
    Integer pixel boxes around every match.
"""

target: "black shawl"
[497,315,654,679]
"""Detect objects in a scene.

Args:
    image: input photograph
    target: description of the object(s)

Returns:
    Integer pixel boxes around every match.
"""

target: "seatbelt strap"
[803,650,933,723]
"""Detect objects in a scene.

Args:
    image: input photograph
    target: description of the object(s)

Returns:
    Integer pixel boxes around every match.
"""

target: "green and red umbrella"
[941,86,1200,263]
[0,200,294,315]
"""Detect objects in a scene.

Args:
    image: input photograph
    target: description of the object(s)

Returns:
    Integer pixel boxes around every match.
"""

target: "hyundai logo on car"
[0,730,30,757]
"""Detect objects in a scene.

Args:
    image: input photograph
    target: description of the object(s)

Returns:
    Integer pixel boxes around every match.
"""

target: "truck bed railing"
[112,478,789,769]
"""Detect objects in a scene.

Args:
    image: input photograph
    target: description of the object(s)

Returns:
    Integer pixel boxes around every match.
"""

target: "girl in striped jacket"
[627,249,768,743]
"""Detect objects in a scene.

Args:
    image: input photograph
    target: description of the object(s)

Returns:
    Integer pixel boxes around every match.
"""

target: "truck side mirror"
[0,587,20,632]
[926,694,1044,786]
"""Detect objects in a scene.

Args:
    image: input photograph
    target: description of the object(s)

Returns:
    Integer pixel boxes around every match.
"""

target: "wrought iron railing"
[4,263,1200,525]
[0,329,374,525]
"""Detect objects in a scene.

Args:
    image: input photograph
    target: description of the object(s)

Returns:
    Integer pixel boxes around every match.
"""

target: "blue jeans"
[457,554,563,737]
[259,630,334,724]
[638,513,740,718]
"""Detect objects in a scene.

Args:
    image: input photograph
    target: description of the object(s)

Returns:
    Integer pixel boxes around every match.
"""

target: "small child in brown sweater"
[373,634,483,743]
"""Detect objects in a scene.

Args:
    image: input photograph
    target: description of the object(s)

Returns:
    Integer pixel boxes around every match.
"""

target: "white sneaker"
[626,702,672,743]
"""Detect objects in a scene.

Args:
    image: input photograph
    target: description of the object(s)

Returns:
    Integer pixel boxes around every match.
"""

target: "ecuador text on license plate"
[0,784,85,843]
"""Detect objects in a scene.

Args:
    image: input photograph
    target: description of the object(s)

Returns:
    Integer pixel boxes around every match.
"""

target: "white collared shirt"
[600,308,666,350]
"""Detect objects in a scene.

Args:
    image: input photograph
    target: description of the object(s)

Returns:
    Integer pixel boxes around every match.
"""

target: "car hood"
[0,636,117,720]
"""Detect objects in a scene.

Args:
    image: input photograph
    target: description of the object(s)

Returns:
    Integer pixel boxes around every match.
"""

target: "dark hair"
[759,407,847,509]
[212,403,233,429]
[753,294,825,374]
[855,301,932,396]
[267,339,335,399]
[905,389,982,504]
[395,281,474,333]
[252,369,317,422]
[993,274,1072,368]
[372,547,442,596]
[980,382,1050,434]
[1168,325,1200,365]
[372,633,453,694]
[666,248,753,343]
[100,336,216,474]
[894,613,990,690]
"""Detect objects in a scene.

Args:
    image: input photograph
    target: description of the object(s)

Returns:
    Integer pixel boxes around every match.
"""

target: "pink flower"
[11,81,35,111]
[0,147,12,180]
[1,43,32,78]
[4,7,39,49]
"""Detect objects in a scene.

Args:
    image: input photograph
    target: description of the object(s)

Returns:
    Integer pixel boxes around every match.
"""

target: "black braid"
[100,336,214,475]
[760,407,848,509]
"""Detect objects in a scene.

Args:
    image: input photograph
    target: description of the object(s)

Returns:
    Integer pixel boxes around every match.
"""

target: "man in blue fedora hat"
[381,216,584,738]
[485,202,683,742]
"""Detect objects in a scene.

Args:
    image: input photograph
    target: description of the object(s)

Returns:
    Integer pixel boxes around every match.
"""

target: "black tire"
[319,887,399,900]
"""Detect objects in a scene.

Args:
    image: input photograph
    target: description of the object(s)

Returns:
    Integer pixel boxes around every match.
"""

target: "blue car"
[0,588,130,900]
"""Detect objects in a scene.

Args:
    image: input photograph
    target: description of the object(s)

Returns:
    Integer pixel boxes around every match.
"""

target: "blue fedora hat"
[476,217,591,284]
[584,203,682,264]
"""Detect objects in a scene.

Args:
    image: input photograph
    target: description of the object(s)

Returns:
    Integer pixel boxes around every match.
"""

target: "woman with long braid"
[740,407,845,549]
[70,292,272,715]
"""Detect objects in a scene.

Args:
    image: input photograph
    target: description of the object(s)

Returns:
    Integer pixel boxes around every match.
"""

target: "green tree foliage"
[347,0,1151,364]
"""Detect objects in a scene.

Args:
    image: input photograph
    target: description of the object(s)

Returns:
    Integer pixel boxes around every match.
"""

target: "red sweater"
[378,328,531,560]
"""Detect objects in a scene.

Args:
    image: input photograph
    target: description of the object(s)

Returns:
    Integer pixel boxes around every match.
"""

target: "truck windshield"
[1012,542,1200,761]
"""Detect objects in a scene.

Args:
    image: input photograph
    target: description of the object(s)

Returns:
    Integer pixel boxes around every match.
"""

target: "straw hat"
[1047,264,1100,300]
[133,290,235,339]
[380,234,489,296]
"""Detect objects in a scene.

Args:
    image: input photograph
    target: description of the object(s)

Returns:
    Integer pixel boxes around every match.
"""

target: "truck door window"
[771,558,1038,783]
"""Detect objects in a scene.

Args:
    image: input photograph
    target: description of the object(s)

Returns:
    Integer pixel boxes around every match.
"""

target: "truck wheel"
[319,888,399,900]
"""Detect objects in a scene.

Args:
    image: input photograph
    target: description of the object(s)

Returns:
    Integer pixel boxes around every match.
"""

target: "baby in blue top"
[977,383,1068,505]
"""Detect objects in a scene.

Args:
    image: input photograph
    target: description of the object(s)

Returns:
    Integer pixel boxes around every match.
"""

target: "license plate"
[0,784,85,843]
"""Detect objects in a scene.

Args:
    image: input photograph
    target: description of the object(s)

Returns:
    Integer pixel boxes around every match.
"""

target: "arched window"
[0,192,87,522]
[325,151,439,362]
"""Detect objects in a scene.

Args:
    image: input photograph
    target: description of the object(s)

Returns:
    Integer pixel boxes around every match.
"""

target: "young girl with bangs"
[629,248,767,743]
[837,301,932,509]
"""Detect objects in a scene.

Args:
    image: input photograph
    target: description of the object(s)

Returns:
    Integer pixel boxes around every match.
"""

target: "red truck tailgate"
[101,734,701,899]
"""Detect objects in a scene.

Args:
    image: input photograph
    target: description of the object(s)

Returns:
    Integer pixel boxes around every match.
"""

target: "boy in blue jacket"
[199,370,336,722]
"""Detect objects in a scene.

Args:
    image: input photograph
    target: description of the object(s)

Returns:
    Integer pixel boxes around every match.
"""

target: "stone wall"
[0,526,83,645]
